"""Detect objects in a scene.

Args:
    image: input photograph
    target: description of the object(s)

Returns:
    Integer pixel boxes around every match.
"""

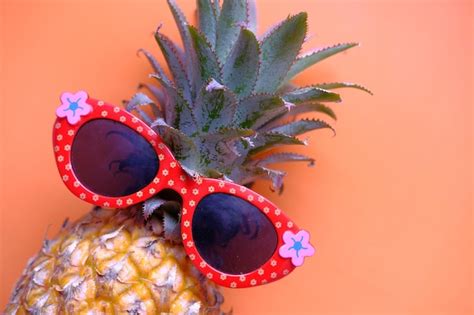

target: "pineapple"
[5,0,370,314]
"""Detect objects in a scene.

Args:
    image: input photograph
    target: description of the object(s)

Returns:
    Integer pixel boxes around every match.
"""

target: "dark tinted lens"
[192,193,277,274]
[71,119,159,197]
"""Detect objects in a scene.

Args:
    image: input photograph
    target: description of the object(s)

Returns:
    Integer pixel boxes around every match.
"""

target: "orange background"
[1,0,472,314]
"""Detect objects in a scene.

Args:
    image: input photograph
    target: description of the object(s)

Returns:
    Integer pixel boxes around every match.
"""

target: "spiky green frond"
[254,13,307,93]
[131,0,369,188]
[283,42,359,84]
[223,28,260,98]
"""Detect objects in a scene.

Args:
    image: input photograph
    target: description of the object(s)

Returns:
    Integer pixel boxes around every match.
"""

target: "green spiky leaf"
[125,92,159,124]
[215,0,248,63]
[253,152,315,166]
[203,127,256,141]
[137,49,171,85]
[167,0,196,84]
[247,0,257,33]
[151,118,198,162]
[254,13,307,93]
[223,28,260,98]
[234,94,285,129]
[189,26,222,90]
[250,132,307,155]
[314,82,373,95]
[150,74,196,134]
[155,32,191,102]
[284,86,341,103]
[194,81,238,133]
[126,92,155,112]
[269,118,335,136]
[138,83,166,113]
[284,43,359,83]
[198,0,218,47]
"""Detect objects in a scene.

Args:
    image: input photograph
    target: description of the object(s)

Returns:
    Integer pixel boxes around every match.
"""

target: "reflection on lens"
[192,193,277,274]
[71,119,159,197]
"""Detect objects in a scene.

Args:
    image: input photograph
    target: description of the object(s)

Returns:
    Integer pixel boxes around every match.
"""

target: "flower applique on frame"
[279,230,315,266]
[56,91,92,125]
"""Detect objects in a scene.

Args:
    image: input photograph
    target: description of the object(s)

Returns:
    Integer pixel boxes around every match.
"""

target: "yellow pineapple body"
[5,207,223,314]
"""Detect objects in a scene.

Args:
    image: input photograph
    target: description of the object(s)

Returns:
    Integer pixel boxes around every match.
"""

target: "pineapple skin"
[5,207,223,314]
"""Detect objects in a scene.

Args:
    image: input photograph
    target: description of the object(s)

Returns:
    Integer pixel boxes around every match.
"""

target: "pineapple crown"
[127,0,371,191]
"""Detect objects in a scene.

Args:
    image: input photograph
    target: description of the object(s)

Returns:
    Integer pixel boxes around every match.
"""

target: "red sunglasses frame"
[52,91,314,288]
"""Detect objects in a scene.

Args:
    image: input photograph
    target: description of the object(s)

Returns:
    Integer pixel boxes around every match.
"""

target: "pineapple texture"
[5,207,224,314]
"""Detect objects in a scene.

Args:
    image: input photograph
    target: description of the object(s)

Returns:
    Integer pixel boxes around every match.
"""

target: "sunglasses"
[53,91,315,288]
